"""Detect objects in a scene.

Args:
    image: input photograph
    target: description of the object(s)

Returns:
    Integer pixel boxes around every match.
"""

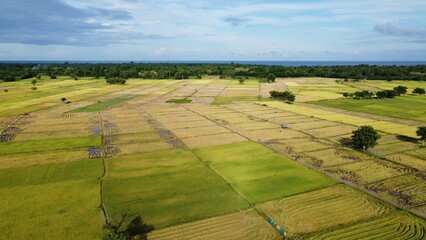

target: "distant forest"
[1,63,426,82]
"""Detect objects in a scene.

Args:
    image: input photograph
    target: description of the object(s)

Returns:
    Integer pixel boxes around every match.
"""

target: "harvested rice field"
[257,185,394,237]
[1,77,425,239]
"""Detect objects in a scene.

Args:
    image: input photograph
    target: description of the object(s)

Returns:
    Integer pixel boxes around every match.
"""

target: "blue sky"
[0,0,425,61]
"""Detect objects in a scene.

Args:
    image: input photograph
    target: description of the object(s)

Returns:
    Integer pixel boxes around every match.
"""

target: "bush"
[270,90,295,102]
[376,90,396,99]
[413,88,425,95]
[393,85,407,96]
[106,78,126,85]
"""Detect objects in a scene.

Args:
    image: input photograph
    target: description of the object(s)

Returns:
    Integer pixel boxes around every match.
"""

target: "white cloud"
[154,47,167,56]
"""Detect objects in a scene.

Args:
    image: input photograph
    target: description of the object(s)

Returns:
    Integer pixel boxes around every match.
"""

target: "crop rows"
[366,173,426,210]
[307,212,425,240]
[148,210,279,240]
[257,185,393,235]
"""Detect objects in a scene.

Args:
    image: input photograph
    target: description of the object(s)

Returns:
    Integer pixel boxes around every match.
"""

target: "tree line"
[1,63,426,82]
[343,85,425,99]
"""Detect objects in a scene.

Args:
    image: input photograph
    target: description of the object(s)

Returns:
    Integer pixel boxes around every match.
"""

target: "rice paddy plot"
[172,125,231,138]
[297,148,372,168]
[257,185,394,236]
[306,212,425,240]
[366,173,426,210]
[103,150,249,228]
[0,148,90,169]
[155,115,205,124]
[193,141,335,202]
[406,148,426,160]
[264,102,419,138]
[385,154,426,171]
[212,96,259,105]
[181,132,248,148]
[161,119,216,130]
[244,128,308,141]
[0,179,104,240]
[117,141,171,155]
[304,124,358,138]
[369,142,419,156]
[148,209,280,240]
[230,122,279,131]
[311,96,426,122]
[0,136,101,154]
[21,122,92,132]
[14,129,93,141]
[269,115,318,124]
[325,160,411,185]
[265,138,336,154]
[0,159,103,189]
[288,120,340,131]
[113,132,163,144]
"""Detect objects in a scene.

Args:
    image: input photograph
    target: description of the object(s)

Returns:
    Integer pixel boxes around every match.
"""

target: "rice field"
[307,212,426,240]
[193,142,335,202]
[313,95,426,122]
[324,160,411,184]
[366,173,426,212]
[148,209,280,240]
[103,150,249,228]
[1,77,425,239]
[257,184,394,236]
[264,101,419,138]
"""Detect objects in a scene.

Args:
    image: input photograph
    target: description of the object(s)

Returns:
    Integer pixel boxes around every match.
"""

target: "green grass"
[166,98,192,103]
[311,95,426,121]
[193,141,336,202]
[0,159,103,189]
[70,95,141,112]
[103,150,249,228]
[0,179,104,240]
[0,136,101,154]
[212,96,259,105]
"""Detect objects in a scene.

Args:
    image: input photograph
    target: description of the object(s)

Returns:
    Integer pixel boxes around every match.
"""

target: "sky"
[0,0,425,61]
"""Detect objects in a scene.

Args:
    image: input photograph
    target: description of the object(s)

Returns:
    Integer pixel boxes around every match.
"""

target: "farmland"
[0,75,425,239]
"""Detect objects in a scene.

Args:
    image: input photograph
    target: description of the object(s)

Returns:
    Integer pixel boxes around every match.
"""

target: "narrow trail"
[97,112,109,223]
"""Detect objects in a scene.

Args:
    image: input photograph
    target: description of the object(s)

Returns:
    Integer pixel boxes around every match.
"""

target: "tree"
[106,78,126,85]
[351,125,381,150]
[238,79,245,84]
[342,92,349,98]
[413,88,425,95]
[103,214,154,240]
[393,85,407,96]
[267,73,276,82]
[376,90,387,99]
[270,91,296,102]
[31,87,37,91]
[416,126,426,146]
[376,89,396,99]
[31,79,37,86]
[354,90,374,99]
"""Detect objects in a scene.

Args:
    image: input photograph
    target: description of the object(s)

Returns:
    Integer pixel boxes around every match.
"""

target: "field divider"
[188,105,426,219]
[96,112,109,223]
